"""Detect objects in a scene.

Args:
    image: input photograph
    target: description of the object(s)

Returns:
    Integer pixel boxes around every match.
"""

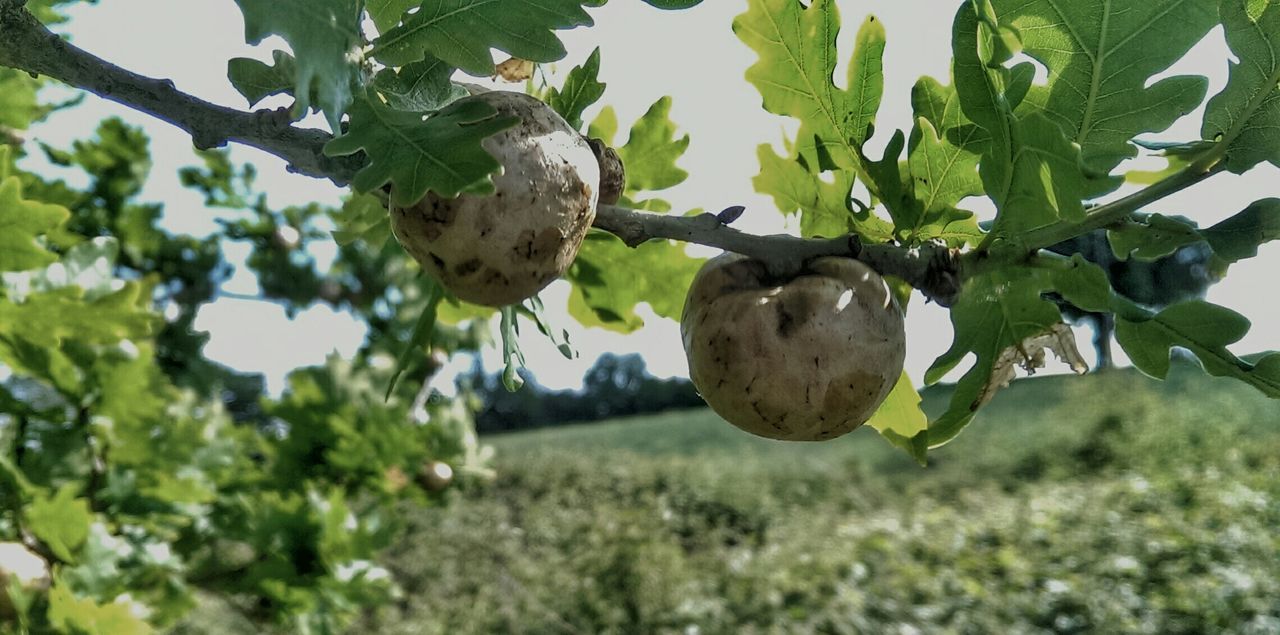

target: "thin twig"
[996,162,1227,257]
[594,205,964,305]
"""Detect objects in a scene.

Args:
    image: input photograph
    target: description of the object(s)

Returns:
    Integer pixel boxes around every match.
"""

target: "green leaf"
[91,351,172,467]
[618,96,689,192]
[324,94,519,206]
[372,56,467,112]
[734,3,884,173]
[0,285,154,350]
[26,484,92,562]
[1107,213,1203,261]
[865,371,929,466]
[953,3,1090,233]
[0,68,42,131]
[332,193,392,249]
[995,113,1089,235]
[386,281,443,400]
[546,47,605,130]
[1203,0,1280,172]
[566,233,702,332]
[1107,200,1280,266]
[1048,254,1115,314]
[906,116,983,244]
[925,267,1065,446]
[367,0,419,33]
[233,0,362,129]
[57,524,127,607]
[735,3,902,242]
[0,455,34,499]
[861,130,911,226]
[48,580,153,635]
[372,0,597,74]
[1201,197,1280,263]
[951,2,1018,198]
[0,175,70,272]
[436,295,496,324]
[587,106,618,145]
[753,143,892,241]
[0,284,156,391]
[999,0,1215,177]
[1052,256,1280,399]
[565,97,696,331]
[1116,300,1280,396]
[908,77,987,229]
[227,50,300,108]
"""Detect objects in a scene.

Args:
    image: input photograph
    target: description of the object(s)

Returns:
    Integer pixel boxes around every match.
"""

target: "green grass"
[489,364,1280,486]
[358,364,1280,634]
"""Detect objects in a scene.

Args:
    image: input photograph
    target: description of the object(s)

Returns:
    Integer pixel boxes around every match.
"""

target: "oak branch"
[0,0,1219,308]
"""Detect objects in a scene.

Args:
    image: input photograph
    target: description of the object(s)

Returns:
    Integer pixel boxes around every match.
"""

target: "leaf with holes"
[1107,200,1280,266]
[924,267,1065,446]
[1107,213,1203,261]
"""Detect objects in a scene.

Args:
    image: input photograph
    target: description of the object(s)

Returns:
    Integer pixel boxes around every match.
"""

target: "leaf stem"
[984,160,1226,259]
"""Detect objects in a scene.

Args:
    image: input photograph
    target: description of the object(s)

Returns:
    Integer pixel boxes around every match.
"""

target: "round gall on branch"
[681,254,906,441]
[390,91,601,307]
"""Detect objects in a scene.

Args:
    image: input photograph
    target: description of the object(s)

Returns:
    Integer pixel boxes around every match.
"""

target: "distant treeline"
[460,353,703,434]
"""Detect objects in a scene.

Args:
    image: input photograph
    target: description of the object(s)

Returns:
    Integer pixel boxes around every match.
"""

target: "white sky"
[24,1,1280,394]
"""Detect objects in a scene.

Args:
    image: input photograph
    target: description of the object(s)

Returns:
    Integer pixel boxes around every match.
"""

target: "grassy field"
[358,364,1280,634]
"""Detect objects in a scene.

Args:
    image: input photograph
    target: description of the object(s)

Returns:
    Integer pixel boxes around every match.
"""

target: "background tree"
[1047,229,1219,368]
[0,5,491,630]
[464,353,702,433]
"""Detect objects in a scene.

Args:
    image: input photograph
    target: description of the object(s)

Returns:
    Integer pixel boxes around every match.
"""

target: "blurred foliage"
[355,367,1280,634]
[0,48,491,632]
